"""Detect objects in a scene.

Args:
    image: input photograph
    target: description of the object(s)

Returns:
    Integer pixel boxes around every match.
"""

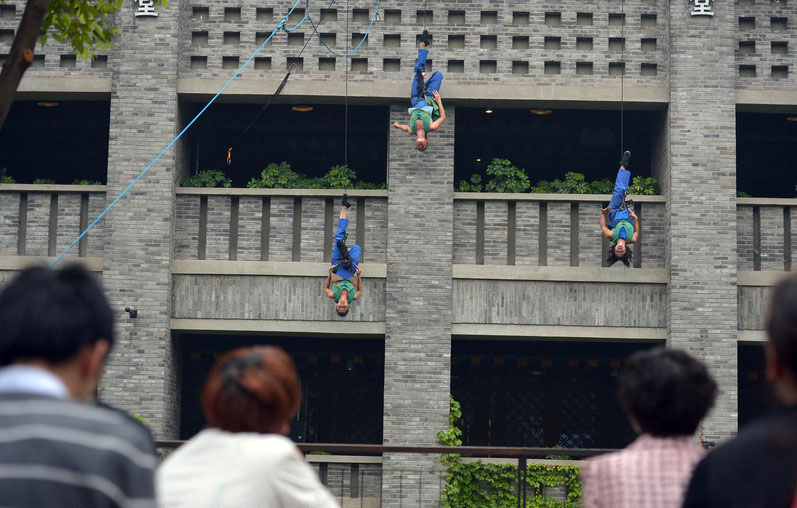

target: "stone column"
[382,103,454,506]
[98,2,185,439]
[666,1,738,443]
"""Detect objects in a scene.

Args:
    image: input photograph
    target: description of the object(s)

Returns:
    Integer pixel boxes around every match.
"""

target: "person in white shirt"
[157,346,339,508]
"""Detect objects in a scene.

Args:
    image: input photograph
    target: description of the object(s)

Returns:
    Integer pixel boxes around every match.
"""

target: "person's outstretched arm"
[323,267,335,298]
[630,209,640,243]
[600,207,613,239]
[429,91,446,131]
[354,266,363,300]
[392,121,412,134]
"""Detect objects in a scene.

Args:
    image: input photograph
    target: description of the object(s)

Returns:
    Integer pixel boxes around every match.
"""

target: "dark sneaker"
[341,193,352,209]
[420,29,431,46]
[619,150,631,168]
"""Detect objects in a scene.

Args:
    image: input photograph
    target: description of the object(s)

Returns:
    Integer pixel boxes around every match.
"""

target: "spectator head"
[201,346,301,435]
[0,264,114,400]
[618,347,717,437]
[765,274,797,405]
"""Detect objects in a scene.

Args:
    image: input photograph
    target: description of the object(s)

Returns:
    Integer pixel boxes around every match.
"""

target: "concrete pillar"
[98,2,186,439]
[382,103,455,506]
[666,1,738,442]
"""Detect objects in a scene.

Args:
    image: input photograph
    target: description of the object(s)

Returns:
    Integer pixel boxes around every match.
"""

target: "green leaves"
[438,396,582,508]
[246,162,385,189]
[628,175,659,195]
[485,158,530,193]
[456,173,482,192]
[181,169,232,188]
[531,172,615,194]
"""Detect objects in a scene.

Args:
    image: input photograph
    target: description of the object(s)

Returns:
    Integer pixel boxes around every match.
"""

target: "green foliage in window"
[1,174,15,184]
[71,178,103,185]
[736,190,750,198]
[531,172,613,194]
[485,158,531,193]
[32,178,56,185]
[247,162,385,190]
[456,174,483,192]
[628,175,659,195]
[438,396,582,508]
[181,169,232,188]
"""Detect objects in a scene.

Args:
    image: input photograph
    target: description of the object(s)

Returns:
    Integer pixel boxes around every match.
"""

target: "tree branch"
[0,0,50,131]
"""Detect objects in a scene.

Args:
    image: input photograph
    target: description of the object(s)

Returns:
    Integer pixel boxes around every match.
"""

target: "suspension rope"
[619,0,626,155]
[344,0,349,169]
[226,0,338,165]
[308,0,380,57]
[49,0,305,268]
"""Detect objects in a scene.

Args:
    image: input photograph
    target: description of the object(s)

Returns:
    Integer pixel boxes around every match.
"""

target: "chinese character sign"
[690,0,714,17]
[135,0,158,17]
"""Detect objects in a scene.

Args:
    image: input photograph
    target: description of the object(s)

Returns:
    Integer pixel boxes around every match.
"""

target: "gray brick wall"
[515,200,541,266]
[237,196,264,261]
[98,4,183,439]
[0,193,19,254]
[172,274,385,321]
[382,103,454,507]
[454,280,667,328]
[735,0,796,89]
[665,2,738,443]
[738,285,772,331]
[205,195,231,260]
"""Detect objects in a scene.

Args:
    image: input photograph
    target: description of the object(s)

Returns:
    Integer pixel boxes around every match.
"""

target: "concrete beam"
[176,188,387,198]
[172,260,387,278]
[738,270,792,287]
[453,265,668,284]
[738,330,767,343]
[171,318,385,337]
[451,323,666,341]
[0,256,102,271]
[454,192,666,203]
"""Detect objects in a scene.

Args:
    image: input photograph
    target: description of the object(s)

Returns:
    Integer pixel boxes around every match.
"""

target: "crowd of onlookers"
[0,264,794,507]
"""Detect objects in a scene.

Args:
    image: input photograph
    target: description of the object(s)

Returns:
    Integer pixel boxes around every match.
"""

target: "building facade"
[1,0,796,505]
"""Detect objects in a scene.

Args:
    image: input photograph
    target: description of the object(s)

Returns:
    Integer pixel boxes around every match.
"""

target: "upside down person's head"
[415,121,427,151]
[336,292,350,316]
[607,241,633,267]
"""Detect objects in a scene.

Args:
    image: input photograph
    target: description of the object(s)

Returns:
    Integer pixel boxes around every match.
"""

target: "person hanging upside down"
[600,151,640,267]
[323,193,362,317]
[392,30,446,151]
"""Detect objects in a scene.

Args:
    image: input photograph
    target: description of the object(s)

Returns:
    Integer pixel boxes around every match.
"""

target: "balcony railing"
[175,188,388,264]
[156,442,610,507]
[453,193,667,269]
[0,184,106,261]
[737,198,795,272]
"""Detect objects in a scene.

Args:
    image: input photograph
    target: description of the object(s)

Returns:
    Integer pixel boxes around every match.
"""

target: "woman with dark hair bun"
[157,346,338,508]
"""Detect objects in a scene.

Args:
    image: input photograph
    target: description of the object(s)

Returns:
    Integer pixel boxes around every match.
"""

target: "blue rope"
[49,0,304,268]
[309,0,380,57]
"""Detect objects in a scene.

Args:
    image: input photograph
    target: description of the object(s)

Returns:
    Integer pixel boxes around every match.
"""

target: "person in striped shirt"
[0,265,157,508]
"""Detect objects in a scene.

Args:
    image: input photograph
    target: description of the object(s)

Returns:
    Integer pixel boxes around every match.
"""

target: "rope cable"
[49,0,304,268]
[344,0,349,169]
[620,0,625,155]
[307,0,380,57]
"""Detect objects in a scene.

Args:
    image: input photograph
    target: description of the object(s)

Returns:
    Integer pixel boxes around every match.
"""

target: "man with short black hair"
[580,347,717,508]
[683,274,797,508]
[0,265,157,508]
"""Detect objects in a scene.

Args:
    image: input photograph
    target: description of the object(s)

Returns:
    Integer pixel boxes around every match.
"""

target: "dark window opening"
[0,100,110,184]
[455,108,662,187]
[739,344,777,428]
[182,103,388,188]
[176,333,385,444]
[452,339,657,449]
[737,112,797,198]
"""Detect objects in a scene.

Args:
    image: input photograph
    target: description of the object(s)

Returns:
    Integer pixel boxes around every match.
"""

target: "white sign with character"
[135,0,158,17]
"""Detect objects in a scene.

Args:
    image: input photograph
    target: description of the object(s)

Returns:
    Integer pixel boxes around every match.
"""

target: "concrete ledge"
[0,184,106,193]
[738,271,793,287]
[737,197,797,206]
[738,330,767,343]
[171,318,385,337]
[172,260,386,278]
[451,323,666,341]
[453,265,668,284]
[454,192,666,203]
[461,457,582,467]
[16,77,112,96]
[736,89,797,110]
[178,78,668,106]
[176,188,387,198]
[305,455,382,464]
[0,256,102,272]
